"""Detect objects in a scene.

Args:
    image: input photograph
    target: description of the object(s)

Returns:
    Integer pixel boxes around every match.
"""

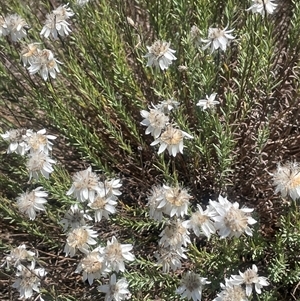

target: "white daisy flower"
[159,219,191,248]
[97,273,130,301]
[213,279,248,301]
[158,184,192,218]
[184,204,216,239]
[12,261,46,300]
[26,129,56,154]
[155,246,187,273]
[140,108,169,138]
[88,192,118,222]
[247,0,277,15]
[151,125,193,157]
[144,40,177,70]
[202,26,235,53]
[176,272,210,301]
[272,161,300,201]
[103,236,135,272]
[2,244,35,269]
[20,43,40,67]
[147,185,166,222]
[40,4,74,39]
[27,151,56,180]
[40,13,71,39]
[53,4,75,20]
[1,128,29,155]
[66,166,101,203]
[210,196,257,239]
[27,49,61,81]
[16,187,48,220]
[75,248,108,285]
[99,178,122,197]
[196,93,219,110]
[230,264,269,296]
[59,203,92,232]
[64,226,98,257]
[4,14,29,41]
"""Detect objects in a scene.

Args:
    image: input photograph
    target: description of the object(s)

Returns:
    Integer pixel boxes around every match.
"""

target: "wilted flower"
[140,108,169,138]
[184,204,216,239]
[230,264,269,296]
[176,272,210,301]
[159,219,191,248]
[75,248,108,285]
[155,98,180,114]
[12,261,46,300]
[103,236,135,272]
[272,161,300,201]
[20,43,40,67]
[144,40,176,70]
[202,26,235,53]
[247,0,277,15]
[1,128,29,155]
[27,49,61,81]
[60,203,92,232]
[196,93,219,110]
[16,187,48,220]
[151,125,193,157]
[213,279,248,301]
[3,14,29,41]
[2,244,35,269]
[155,246,187,273]
[210,196,257,239]
[64,226,98,257]
[26,129,56,154]
[190,25,202,47]
[97,273,130,301]
[67,166,101,203]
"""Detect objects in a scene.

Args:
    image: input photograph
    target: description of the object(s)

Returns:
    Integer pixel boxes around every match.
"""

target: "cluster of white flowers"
[0,13,29,41]
[147,187,257,275]
[1,128,56,220]
[62,166,133,298]
[213,265,269,300]
[141,101,193,156]
[1,128,56,179]
[40,3,74,39]
[66,167,121,222]
[73,235,134,288]
[20,44,61,81]
[1,244,46,301]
